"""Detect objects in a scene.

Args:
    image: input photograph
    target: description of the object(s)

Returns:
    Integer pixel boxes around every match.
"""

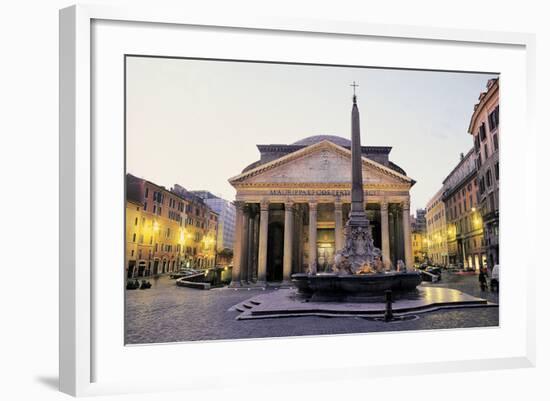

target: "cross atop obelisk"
[350,81,359,103]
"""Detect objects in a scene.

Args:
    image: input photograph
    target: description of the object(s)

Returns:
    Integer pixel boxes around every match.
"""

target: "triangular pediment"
[229,140,413,187]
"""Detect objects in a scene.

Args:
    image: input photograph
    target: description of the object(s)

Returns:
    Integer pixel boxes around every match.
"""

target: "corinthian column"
[308,202,318,274]
[282,201,294,283]
[381,201,391,269]
[402,200,413,268]
[241,205,250,284]
[334,200,343,252]
[229,202,244,287]
[257,200,269,285]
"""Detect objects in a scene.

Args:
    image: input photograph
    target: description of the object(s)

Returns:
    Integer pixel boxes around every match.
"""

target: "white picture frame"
[59,4,536,397]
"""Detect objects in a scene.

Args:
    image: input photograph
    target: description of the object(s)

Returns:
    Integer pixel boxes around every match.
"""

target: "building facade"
[411,231,427,265]
[468,78,500,268]
[171,185,219,269]
[191,191,236,254]
[227,132,415,286]
[126,175,189,277]
[442,149,485,270]
[412,208,427,233]
[411,209,427,264]
[425,188,448,266]
[125,175,219,278]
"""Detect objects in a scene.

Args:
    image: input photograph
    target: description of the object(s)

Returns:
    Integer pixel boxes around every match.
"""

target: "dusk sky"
[126,56,497,213]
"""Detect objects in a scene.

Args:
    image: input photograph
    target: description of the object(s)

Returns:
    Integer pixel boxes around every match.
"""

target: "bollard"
[384,290,393,322]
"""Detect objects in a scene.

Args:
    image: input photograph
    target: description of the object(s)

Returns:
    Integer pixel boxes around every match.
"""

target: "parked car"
[447,264,459,272]
[420,270,440,283]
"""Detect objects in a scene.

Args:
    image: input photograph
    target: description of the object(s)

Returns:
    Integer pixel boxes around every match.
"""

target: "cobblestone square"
[125,271,498,344]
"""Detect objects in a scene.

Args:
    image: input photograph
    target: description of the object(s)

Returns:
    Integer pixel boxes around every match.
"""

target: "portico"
[229,138,415,286]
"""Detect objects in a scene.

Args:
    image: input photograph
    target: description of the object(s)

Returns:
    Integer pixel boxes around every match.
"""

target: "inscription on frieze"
[267,189,395,197]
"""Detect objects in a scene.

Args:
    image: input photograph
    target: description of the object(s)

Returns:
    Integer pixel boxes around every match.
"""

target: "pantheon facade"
[228,135,415,286]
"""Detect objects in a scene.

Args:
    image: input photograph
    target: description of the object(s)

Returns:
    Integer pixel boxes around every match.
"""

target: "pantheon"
[228,134,415,286]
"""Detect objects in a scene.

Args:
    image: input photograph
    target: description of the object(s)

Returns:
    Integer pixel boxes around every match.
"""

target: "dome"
[292,135,351,147]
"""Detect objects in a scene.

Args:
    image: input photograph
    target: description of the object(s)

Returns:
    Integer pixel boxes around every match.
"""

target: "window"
[479,123,487,141]
[144,202,147,211]
[474,135,480,152]
[488,106,499,131]
[134,217,138,226]
[495,163,499,181]
[145,187,149,198]
[479,176,485,194]
[484,144,489,160]
[486,169,492,187]
[132,233,136,242]
[493,134,499,151]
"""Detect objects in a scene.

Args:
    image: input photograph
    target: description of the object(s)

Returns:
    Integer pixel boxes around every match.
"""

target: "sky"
[126,56,497,213]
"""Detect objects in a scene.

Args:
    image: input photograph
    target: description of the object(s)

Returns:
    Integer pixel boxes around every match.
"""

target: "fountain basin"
[291,271,422,300]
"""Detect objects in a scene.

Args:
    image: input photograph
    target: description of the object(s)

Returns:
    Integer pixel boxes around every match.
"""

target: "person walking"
[479,267,488,292]
[490,264,500,292]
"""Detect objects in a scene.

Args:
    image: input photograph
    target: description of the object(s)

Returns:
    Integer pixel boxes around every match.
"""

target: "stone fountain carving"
[334,225,382,274]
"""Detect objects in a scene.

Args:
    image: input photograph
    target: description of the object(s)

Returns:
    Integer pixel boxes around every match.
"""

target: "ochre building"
[442,149,485,270]
[426,188,448,266]
[468,78,500,268]
[125,174,219,278]
[228,135,415,286]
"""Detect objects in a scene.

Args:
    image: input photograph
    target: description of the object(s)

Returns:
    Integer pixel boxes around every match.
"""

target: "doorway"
[266,222,284,281]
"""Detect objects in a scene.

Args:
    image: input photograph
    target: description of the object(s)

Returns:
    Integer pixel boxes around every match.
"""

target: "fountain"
[291,84,421,299]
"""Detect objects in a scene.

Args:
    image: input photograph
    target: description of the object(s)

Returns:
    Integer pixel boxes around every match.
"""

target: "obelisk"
[334,82,380,274]
[348,83,370,227]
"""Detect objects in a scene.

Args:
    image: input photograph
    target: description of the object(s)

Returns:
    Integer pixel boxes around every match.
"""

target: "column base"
[228,280,242,288]
[248,280,267,289]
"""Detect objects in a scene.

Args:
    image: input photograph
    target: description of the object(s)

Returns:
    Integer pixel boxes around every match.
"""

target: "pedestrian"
[490,264,500,292]
[478,267,487,291]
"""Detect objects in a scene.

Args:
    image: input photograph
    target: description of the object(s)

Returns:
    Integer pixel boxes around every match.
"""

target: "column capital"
[334,200,343,210]
[235,201,251,213]
[260,199,269,211]
[380,201,389,212]
[402,199,411,211]
[284,199,294,210]
[308,201,318,211]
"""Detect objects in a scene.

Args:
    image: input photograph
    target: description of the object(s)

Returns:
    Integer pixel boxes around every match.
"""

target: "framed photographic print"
[60,4,536,397]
